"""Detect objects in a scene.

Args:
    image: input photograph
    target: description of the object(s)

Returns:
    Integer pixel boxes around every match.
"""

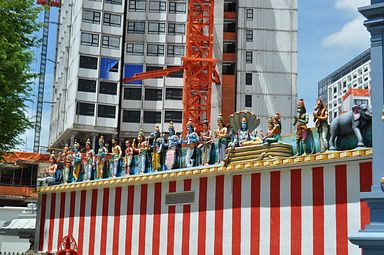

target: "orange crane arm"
[122,66,185,83]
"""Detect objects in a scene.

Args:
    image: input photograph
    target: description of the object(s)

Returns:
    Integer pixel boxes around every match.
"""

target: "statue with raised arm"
[313,99,329,152]
[294,99,309,155]
[165,122,180,170]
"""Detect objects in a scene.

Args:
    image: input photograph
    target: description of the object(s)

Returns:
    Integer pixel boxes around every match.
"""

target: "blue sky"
[18,0,371,151]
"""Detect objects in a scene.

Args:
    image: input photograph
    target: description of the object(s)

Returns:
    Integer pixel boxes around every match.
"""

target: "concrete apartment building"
[318,49,371,123]
[48,0,297,148]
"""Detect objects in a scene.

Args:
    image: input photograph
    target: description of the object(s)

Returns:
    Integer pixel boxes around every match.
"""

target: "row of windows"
[79,56,119,71]
[83,10,121,26]
[78,78,183,100]
[127,22,185,35]
[128,0,186,14]
[77,103,116,118]
[76,102,182,123]
[123,110,182,123]
[124,87,182,101]
[88,0,123,4]
[126,43,184,57]
[81,33,120,49]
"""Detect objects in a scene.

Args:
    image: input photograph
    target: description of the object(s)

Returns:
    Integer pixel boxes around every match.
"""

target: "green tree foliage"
[0,0,41,152]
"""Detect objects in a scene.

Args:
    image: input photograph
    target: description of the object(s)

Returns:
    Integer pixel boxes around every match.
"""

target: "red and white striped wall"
[36,160,372,255]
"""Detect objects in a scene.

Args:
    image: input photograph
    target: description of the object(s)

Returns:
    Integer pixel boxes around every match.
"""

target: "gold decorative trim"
[36,148,373,194]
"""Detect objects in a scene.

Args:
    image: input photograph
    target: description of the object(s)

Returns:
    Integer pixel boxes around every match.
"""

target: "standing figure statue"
[110,136,122,177]
[133,129,148,174]
[183,120,199,168]
[313,99,329,152]
[72,142,82,181]
[199,119,212,166]
[62,144,71,184]
[151,124,164,172]
[83,138,94,181]
[215,114,228,163]
[96,136,108,179]
[294,99,309,155]
[124,140,133,175]
[165,122,180,170]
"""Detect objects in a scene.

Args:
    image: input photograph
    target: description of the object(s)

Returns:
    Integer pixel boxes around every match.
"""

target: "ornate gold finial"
[168,121,174,130]
[86,138,92,145]
[218,113,223,122]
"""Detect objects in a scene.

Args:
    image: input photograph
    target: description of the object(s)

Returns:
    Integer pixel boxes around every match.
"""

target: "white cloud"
[335,0,369,12]
[322,16,370,49]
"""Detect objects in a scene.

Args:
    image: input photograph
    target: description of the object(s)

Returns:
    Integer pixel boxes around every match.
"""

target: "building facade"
[49,0,297,148]
[318,49,371,123]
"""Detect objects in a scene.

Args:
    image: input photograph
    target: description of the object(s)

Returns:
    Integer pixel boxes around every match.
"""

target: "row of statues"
[42,98,371,185]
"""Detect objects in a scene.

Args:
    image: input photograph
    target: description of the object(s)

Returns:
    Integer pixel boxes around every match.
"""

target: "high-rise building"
[318,49,371,123]
[49,0,298,148]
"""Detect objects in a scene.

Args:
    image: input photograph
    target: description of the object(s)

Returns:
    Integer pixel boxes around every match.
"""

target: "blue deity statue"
[164,122,180,170]
[183,122,199,168]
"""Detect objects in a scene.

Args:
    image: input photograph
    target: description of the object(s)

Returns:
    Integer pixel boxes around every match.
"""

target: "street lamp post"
[349,1,384,253]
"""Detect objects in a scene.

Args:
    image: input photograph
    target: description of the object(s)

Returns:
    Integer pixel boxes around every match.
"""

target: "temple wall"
[35,149,372,254]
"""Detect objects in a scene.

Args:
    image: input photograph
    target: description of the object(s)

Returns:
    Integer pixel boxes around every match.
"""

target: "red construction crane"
[123,0,221,134]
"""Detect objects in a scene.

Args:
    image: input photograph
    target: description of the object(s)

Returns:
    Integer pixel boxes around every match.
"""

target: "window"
[123,110,141,123]
[102,35,120,49]
[148,22,166,34]
[83,10,100,24]
[99,81,117,95]
[127,21,145,34]
[167,44,185,57]
[124,88,142,100]
[168,23,185,35]
[354,99,369,106]
[103,13,121,27]
[223,42,235,53]
[246,9,253,20]
[169,1,186,13]
[166,88,182,100]
[78,79,96,92]
[98,104,116,118]
[147,44,164,56]
[79,55,98,69]
[146,66,163,72]
[144,111,161,123]
[165,111,182,123]
[76,102,95,116]
[149,1,166,12]
[105,0,122,5]
[223,21,236,32]
[81,32,99,47]
[245,73,252,85]
[145,88,162,101]
[167,65,183,78]
[246,51,253,63]
[245,95,252,107]
[222,63,235,75]
[126,43,144,56]
[246,30,253,42]
[129,0,146,11]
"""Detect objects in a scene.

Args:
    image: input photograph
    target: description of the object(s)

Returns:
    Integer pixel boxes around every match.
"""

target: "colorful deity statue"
[294,99,309,155]
[124,140,133,175]
[46,152,57,177]
[236,117,253,146]
[133,129,148,174]
[63,149,73,184]
[199,119,212,165]
[215,114,228,163]
[259,112,282,144]
[313,99,329,152]
[83,138,94,181]
[110,136,122,177]
[165,122,180,170]
[183,120,199,168]
[72,142,82,181]
[96,136,108,179]
[150,124,165,172]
